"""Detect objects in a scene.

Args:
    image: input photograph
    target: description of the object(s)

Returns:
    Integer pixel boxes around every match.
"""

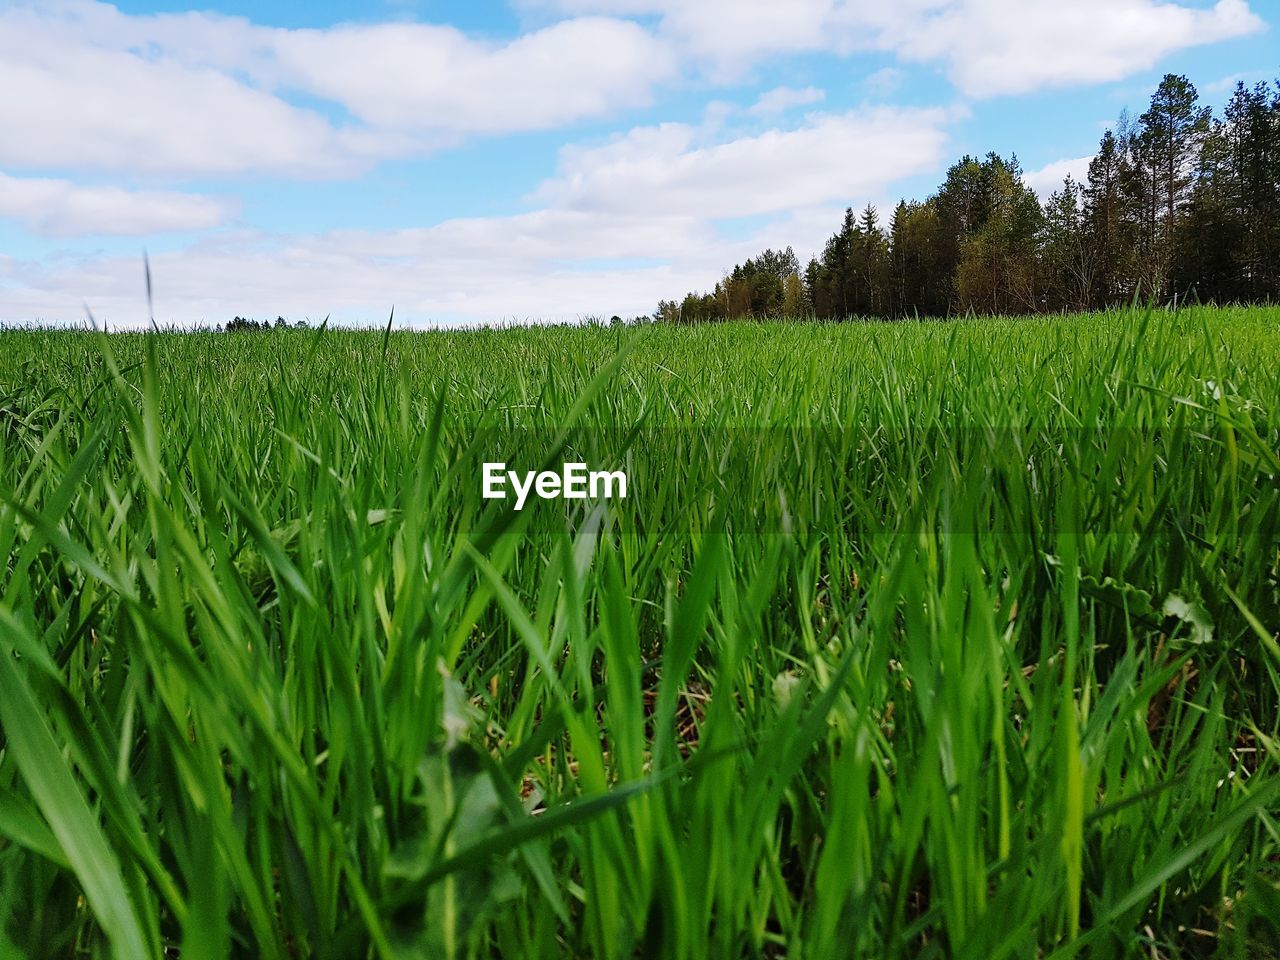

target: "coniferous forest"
[658,74,1280,322]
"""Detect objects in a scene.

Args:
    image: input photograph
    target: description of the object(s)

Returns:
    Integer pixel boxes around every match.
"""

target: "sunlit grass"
[0,306,1278,958]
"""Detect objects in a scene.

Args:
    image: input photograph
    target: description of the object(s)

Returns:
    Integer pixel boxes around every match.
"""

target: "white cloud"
[0,220,720,327]
[524,0,1265,95]
[533,107,951,220]
[5,0,1262,324]
[0,1,674,179]
[0,4,378,178]
[0,171,230,236]
[863,67,905,96]
[748,86,826,115]
[0,0,1259,187]
[877,0,1266,98]
[1204,70,1271,95]
[650,0,841,73]
[1022,156,1094,199]
[269,18,674,135]
[0,107,952,325]
[3,209,849,327]
[523,0,846,73]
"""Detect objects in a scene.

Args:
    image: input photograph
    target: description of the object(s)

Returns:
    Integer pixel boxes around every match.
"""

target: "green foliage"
[662,72,1280,321]
[668,247,802,323]
[0,307,1279,958]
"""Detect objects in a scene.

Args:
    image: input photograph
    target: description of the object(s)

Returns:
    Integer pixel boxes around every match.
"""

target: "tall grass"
[0,306,1278,958]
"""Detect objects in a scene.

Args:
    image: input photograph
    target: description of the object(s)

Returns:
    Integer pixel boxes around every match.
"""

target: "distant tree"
[803,257,824,315]
[679,290,724,323]
[814,210,855,316]
[1220,80,1280,299]
[782,272,807,317]
[694,247,803,319]
[848,205,890,316]
[888,200,948,317]
[1114,108,1163,299]
[1041,176,1094,311]
[1136,75,1212,296]
[1083,130,1131,305]
[949,154,1043,314]
[656,70,1280,323]
[753,247,802,282]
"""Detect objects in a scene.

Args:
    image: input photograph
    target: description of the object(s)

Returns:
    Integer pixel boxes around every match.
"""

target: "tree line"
[657,74,1280,323]
[223,316,311,331]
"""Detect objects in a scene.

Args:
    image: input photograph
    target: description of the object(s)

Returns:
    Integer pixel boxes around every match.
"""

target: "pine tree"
[1137,75,1212,297]
[1042,177,1093,311]
[656,71,1279,324]
[1083,130,1129,305]
[1222,81,1280,298]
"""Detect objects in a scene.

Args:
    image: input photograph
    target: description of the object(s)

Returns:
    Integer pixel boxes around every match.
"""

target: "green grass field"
[1,307,1278,959]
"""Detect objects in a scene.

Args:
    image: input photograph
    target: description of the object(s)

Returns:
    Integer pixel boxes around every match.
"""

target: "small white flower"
[772,671,801,711]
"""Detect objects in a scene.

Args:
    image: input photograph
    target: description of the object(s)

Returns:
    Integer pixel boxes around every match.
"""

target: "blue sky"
[0,0,1274,327]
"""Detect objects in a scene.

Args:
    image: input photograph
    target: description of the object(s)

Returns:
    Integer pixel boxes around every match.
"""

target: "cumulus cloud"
[0,1,674,178]
[533,107,951,220]
[0,0,1262,185]
[1022,156,1095,199]
[863,67,905,96]
[1,209,844,327]
[269,19,674,135]
[4,0,1262,325]
[877,0,1266,97]
[523,0,1264,95]
[0,107,952,325]
[523,0,838,70]
[1204,70,1272,95]
[0,171,230,236]
[0,221,720,327]
[0,3,381,178]
[0,0,1260,185]
[748,86,826,115]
